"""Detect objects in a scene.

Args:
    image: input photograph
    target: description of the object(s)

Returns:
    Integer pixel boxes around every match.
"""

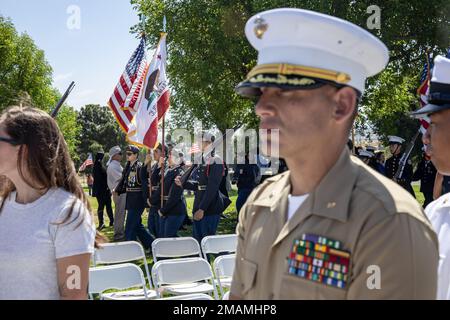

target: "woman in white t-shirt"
[0,106,101,300]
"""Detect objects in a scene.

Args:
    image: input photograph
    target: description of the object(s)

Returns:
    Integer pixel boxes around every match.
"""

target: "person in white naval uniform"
[411,53,450,299]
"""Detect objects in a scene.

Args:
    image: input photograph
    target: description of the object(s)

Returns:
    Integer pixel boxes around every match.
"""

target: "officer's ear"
[330,86,357,125]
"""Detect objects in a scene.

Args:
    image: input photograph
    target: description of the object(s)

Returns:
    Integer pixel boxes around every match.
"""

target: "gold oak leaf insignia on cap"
[254,17,268,39]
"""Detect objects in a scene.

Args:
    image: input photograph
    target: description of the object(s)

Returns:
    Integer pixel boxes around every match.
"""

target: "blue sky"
[0,0,142,109]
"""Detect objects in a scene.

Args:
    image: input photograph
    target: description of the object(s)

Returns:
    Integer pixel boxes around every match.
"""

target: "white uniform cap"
[410,55,450,116]
[388,136,405,144]
[431,55,450,84]
[358,150,374,158]
[236,8,389,97]
[365,146,376,152]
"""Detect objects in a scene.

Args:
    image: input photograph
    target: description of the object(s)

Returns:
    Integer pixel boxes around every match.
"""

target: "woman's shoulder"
[47,188,90,218]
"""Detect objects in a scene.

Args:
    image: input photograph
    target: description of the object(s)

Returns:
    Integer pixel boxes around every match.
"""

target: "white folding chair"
[93,241,157,299]
[157,293,214,300]
[201,234,238,261]
[213,254,236,296]
[151,237,201,262]
[152,257,219,299]
[89,264,150,300]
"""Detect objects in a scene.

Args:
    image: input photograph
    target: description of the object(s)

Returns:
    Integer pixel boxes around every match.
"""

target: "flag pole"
[352,124,355,155]
[160,15,167,206]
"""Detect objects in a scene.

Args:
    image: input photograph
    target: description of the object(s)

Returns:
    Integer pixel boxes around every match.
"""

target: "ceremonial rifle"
[50,81,75,118]
[394,129,421,181]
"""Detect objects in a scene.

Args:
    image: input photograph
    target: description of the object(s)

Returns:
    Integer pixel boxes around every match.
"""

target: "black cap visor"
[410,103,450,118]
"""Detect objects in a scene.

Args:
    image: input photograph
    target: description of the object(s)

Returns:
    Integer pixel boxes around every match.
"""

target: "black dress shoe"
[98,224,105,231]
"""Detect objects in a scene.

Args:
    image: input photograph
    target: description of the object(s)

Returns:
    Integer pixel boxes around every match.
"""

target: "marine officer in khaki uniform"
[230,8,438,300]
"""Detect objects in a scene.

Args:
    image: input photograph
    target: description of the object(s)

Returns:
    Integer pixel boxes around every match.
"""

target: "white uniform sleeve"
[425,196,450,300]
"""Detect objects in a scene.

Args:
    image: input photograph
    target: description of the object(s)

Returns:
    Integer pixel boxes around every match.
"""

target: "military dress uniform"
[230,8,439,300]
[231,149,438,299]
[152,165,187,238]
[117,157,153,249]
[412,158,437,207]
[411,54,450,300]
[184,153,230,243]
[385,153,415,197]
[233,158,261,214]
[142,162,162,238]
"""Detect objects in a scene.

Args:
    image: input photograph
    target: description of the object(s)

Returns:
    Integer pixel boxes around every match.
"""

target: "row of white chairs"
[92,234,237,264]
[89,235,237,300]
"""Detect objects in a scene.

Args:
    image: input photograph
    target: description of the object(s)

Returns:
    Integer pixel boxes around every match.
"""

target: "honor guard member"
[365,146,376,154]
[232,152,261,214]
[116,145,153,250]
[411,54,450,300]
[230,8,438,300]
[359,149,378,171]
[152,150,187,238]
[142,143,167,238]
[412,149,437,208]
[175,132,230,243]
[357,149,374,166]
[385,135,415,196]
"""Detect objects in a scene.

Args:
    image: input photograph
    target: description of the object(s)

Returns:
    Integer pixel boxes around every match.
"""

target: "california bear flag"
[127,33,170,149]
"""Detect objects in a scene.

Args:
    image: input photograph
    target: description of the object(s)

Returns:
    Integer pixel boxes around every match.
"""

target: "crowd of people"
[351,136,446,208]
[86,134,267,248]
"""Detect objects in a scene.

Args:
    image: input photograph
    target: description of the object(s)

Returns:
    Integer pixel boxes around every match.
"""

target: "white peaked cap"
[359,150,374,158]
[388,136,405,144]
[236,8,389,97]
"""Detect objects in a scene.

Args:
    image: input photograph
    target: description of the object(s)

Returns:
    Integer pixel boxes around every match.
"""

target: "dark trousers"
[236,188,253,215]
[192,214,221,244]
[96,194,114,226]
[423,192,434,208]
[148,206,160,238]
[125,207,154,250]
[181,197,192,226]
[160,214,186,238]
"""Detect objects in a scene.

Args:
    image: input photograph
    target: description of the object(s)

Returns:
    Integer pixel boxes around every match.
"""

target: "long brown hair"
[0,105,105,247]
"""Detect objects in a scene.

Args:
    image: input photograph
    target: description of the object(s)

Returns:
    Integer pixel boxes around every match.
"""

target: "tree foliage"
[0,16,80,160]
[77,104,127,166]
[130,0,449,141]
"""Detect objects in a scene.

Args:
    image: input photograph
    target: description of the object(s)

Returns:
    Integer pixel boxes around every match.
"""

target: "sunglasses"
[0,136,19,146]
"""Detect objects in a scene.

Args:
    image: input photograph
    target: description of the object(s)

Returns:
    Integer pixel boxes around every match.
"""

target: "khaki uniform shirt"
[231,149,438,299]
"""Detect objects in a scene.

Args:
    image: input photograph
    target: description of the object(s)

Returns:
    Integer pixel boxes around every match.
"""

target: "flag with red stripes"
[107,38,148,133]
[188,143,201,155]
[78,153,93,172]
[127,33,170,149]
[416,53,433,134]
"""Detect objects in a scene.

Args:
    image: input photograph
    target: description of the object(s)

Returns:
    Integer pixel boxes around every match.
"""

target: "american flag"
[108,38,148,133]
[126,33,170,149]
[78,153,93,172]
[188,143,201,155]
[416,52,433,134]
